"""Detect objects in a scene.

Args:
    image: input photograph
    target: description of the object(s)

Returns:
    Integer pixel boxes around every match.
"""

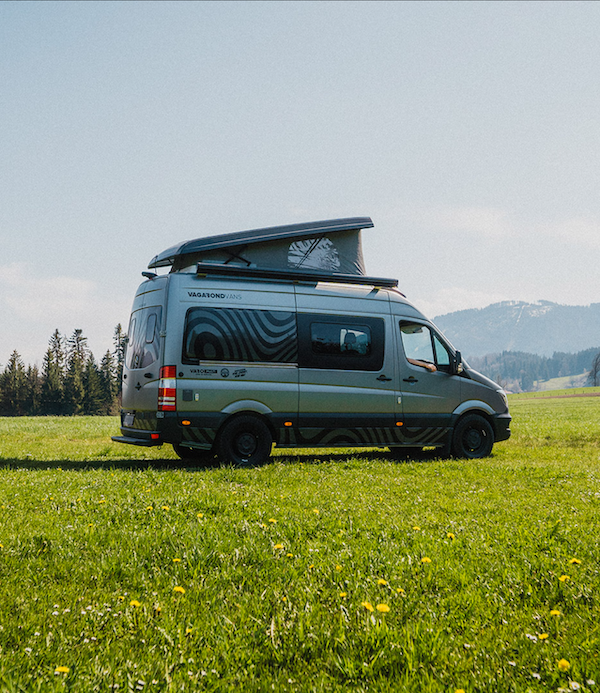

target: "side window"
[311,324,371,357]
[183,308,298,364]
[400,322,452,373]
[125,316,138,369]
[298,314,384,371]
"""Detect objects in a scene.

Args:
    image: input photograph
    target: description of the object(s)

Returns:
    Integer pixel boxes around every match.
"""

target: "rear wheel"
[215,415,273,467]
[452,414,494,459]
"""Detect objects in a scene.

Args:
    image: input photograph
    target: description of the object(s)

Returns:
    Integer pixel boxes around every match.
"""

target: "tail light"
[158,365,177,411]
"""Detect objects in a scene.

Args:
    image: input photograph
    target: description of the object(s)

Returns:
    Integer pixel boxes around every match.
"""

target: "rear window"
[126,306,162,369]
[183,308,298,364]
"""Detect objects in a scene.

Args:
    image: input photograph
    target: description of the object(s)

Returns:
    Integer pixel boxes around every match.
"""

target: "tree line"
[469,346,600,392]
[0,326,126,416]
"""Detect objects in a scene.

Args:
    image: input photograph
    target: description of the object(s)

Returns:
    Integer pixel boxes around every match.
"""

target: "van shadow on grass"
[0,448,442,472]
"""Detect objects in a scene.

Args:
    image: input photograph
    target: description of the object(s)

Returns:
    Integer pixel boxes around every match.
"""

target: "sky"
[2,1,600,366]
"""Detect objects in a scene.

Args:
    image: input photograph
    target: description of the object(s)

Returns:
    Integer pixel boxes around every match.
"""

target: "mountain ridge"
[432,300,600,358]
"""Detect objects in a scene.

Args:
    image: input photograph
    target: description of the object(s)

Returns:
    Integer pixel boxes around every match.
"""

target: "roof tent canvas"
[148,217,373,276]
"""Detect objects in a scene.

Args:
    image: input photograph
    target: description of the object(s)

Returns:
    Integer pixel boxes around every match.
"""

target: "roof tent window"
[183,308,298,364]
[288,237,341,272]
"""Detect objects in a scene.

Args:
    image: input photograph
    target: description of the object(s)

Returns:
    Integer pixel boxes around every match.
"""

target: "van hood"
[465,366,501,391]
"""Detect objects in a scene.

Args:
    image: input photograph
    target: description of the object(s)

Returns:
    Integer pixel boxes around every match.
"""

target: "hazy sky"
[2,1,600,365]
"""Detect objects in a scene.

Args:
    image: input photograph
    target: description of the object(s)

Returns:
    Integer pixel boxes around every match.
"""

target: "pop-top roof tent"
[148,217,398,288]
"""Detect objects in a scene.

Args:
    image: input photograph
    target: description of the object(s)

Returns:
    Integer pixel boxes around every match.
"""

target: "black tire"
[215,415,273,467]
[452,414,494,459]
[172,443,216,466]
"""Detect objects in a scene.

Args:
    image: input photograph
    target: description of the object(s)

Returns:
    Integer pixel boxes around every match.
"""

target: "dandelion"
[286,553,293,558]
[397,587,406,595]
[130,600,141,607]
[377,579,388,586]
[447,532,455,540]
[162,506,170,511]
[259,523,266,528]
[197,513,204,519]
[273,543,284,550]
[98,499,106,504]
[340,592,347,598]
[173,558,181,563]
[308,564,314,569]
[54,666,69,674]
[313,509,319,514]
[413,526,421,531]
[185,627,193,635]
[268,518,277,523]
[361,601,374,612]
[421,557,432,564]
[550,609,562,616]
[559,575,570,583]
[455,689,466,693]
[539,633,549,640]
[376,604,390,613]
[569,558,581,565]
[118,596,125,601]
[146,506,153,511]
[335,565,342,571]
[558,658,570,672]
[173,586,185,594]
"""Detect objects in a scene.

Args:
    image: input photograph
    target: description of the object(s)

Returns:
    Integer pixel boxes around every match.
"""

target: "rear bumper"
[111,432,162,447]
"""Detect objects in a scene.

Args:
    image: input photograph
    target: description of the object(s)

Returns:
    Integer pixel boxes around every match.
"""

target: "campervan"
[112,218,511,465]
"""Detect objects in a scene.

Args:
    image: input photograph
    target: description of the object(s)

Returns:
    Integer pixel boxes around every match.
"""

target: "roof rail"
[195,262,398,288]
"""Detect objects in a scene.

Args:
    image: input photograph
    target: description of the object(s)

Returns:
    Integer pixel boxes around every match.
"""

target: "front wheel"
[452,414,494,459]
[215,415,273,467]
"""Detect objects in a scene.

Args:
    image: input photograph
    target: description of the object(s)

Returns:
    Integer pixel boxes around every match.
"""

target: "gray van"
[112,217,511,465]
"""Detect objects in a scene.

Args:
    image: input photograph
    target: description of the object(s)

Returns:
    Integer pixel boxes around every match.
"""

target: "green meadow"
[0,395,599,692]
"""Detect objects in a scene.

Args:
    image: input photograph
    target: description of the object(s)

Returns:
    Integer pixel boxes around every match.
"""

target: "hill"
[433,300,600,358]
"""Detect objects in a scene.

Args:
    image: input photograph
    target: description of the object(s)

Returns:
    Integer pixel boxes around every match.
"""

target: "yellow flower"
[308,564,315,569]
[557,658,570,671]
[146,506,153,511]
[447,532,455,540]
[550,609,562,616]
[185,627,193,635]
[197,513,204,518]
[286,553,293,557]
[455,689,465,693]
[539,633,549,640]
[313,508,319,514]
[162,506,170,511]
[173,558,181,563]
[173,586,185,594]
[130,599,141,607]
[377,579,388,586]
[118,595,125,601]
[376,603,390,613]
[559,575,570,583]
[335,565,342,571]
[54,666,69,674]
[268,518,277,523]
[259,523,266,528]
[421,557,432,564]
[397,587,406,595]
[361,601,374,612]
[569,558,581,565]
[340,592,347,598]
[413,526,421,531]
[273,543,284,550]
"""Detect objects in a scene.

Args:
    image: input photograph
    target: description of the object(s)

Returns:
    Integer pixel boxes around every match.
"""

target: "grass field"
[0,396,599,692]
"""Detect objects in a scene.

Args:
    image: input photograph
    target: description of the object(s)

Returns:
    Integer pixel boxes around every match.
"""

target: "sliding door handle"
[377,374,392,382]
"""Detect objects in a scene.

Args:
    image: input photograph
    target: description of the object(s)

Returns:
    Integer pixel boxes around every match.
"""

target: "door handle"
[144,373,154,379]
[377,374,392,382]
[403,377,418,383]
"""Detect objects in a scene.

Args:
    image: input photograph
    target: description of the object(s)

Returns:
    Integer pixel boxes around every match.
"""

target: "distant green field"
[0,397,599,691]
[509,386,600,400]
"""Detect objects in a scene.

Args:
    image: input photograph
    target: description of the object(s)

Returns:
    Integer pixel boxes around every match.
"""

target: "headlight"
[496,389,509,409]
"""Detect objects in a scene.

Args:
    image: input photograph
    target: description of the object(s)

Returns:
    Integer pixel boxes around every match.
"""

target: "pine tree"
[64,329,88,415]
[83,355,103,414]
[113,323,127,399]
[0,351,27,415]
[25,365,42,415]
[41,330,66,414]
[99,350,118,414]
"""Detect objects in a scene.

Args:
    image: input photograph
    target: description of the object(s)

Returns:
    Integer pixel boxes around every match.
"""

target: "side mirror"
[453,351,464,375]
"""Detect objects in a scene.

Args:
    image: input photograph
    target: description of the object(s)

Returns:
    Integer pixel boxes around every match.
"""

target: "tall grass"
[0,397,599,691]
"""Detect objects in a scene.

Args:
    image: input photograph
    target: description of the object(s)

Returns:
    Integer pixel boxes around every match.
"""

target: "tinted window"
[298,314,384,371]
[126,307,162,369]
[183,308,298,364]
